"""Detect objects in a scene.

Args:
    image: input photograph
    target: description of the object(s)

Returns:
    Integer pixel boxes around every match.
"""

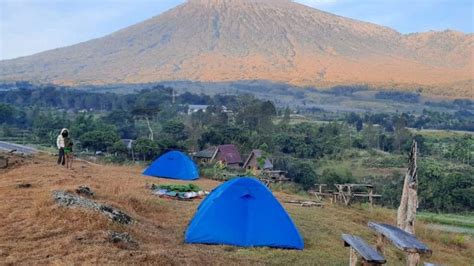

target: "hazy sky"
[1,0,472,60]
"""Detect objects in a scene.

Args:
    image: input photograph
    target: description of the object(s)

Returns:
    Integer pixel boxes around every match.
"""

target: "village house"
[192,146,217,165]
[187,105,209,115]
[193,144,243,168]
[243,149,273,170]
[214,144,242,168]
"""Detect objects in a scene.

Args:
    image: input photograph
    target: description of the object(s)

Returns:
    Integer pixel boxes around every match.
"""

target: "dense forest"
[0,85,472,213]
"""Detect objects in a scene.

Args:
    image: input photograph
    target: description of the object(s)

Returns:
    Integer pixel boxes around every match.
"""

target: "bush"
[80,130,120,152]
[320,168,355,187]
[286,162,318,190]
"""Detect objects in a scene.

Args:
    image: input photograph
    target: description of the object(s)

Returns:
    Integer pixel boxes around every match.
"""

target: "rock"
[99,205,133,225]
[16,183,32,189]
[52,190,133,225]
[75,186,94,197]
[108,231,138,249]
[108,231,135,243]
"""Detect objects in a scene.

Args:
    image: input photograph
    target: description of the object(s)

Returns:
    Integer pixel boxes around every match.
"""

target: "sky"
[0,0,472,60]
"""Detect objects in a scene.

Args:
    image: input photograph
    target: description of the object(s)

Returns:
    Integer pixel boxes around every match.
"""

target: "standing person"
[56,128,68,166]
[64,135,74,169]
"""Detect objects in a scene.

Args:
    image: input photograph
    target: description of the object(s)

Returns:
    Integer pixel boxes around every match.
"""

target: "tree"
[320,169,355,187]
[280,107,291,126]
[355,120,363,132]
[290,162,318,190]
[362,122,378,149]
[132,107,160,140]
[80,130,119,152]
[0,104,15,124]
[111,140,128,155]
[162,120,187,141]
[32,112,69,145]
[236,100,276,132]
[133,138,159,161]
[394,115,409,153]
[103,110,136,138]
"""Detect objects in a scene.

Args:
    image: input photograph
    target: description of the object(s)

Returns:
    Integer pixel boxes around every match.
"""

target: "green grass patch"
[152,183,201,192]
[418,212,474,229]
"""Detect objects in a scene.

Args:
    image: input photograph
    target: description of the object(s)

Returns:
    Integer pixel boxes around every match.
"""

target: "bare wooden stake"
[349,247,358,266]
[407,252,420,266]
[376,234,385,255]
[397,140,418,234]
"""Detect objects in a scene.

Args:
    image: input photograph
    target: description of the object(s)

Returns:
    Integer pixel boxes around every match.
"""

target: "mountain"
[1,0,472,97]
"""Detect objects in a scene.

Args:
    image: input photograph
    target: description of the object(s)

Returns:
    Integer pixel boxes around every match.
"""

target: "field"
[0,153,472,265]
[418,212,474,235]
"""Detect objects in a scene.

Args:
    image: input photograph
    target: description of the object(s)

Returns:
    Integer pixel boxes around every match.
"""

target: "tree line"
[0,85,472,212]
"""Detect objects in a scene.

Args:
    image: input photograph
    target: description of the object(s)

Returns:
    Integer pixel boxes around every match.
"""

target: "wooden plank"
[342,234,386,264]
[353,193,382,197]
[368,222,431,254]
[336,183,375,188]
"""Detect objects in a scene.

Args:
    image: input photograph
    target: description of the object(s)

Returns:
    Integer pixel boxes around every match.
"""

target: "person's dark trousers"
[57,148,65,165]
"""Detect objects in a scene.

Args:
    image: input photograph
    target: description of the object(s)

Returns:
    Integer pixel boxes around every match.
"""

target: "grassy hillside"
[0,153,472,265]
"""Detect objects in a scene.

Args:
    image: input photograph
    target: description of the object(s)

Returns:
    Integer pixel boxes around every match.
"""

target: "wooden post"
[349,247,358,266]
[397,140,418,234]
[407,253,420,266]
[376,234,385,255]
[369,187,374,209]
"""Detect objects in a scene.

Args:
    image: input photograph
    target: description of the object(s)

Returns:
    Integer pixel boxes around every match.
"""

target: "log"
[52,190,132,225]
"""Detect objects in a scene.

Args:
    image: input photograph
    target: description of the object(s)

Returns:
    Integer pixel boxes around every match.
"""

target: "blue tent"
[185,177,304,250]
[143,151,199,180]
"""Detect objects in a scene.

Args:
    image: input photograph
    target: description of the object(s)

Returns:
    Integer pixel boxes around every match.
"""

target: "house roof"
[243,149,273,169]
[193,146,217,158]
[188,105,209,110]
[217,144,242,164]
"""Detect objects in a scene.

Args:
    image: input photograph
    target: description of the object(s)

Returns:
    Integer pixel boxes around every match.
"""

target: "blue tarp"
[143,151,199,180]
[185,177,304,250]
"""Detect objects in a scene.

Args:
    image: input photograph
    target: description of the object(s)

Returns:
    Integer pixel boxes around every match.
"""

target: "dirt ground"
[0,153,472,265]
[0,154,245,265]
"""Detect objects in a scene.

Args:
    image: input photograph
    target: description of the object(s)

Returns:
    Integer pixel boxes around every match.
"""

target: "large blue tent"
[143,151,199,180]
[185,177,304,250]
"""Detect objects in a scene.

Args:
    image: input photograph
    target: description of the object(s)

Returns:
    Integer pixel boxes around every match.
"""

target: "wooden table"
[334,184,381,207]
[368,222,431,266]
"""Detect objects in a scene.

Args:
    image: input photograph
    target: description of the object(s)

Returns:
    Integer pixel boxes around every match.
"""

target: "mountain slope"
[1,0,472,97]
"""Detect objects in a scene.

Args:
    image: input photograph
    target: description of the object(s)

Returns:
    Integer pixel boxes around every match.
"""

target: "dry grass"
[0,153,472,265]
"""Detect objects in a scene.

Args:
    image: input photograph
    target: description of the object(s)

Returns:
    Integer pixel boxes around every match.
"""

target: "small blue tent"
[185,177,304,249]
[143,151,199,180]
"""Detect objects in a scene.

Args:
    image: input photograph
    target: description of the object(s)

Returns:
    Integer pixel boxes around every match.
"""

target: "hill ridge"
[0,0,472,97]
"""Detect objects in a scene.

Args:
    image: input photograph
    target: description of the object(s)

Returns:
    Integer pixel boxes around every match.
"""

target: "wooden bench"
[334,184,382,207]
[342,234,386,266]
[368,222,432,266]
